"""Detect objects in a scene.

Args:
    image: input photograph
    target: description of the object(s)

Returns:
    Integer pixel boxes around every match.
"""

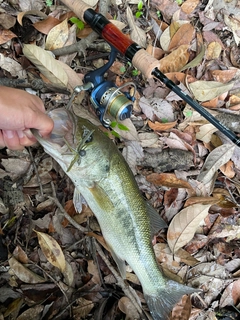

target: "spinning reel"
[69,48,136,127]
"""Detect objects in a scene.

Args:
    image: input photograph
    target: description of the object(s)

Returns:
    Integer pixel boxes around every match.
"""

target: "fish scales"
[32,108,197,319]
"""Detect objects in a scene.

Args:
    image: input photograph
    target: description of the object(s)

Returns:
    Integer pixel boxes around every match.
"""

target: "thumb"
[27,111,54,137]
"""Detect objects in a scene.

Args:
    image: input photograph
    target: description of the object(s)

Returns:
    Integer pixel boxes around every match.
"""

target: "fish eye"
[79,149,86,157]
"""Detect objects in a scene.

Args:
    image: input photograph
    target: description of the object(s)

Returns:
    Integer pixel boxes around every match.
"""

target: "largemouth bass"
[32,107,196,319]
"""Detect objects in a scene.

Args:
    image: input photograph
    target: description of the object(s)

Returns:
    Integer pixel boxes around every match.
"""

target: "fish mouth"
[32,108,75,152]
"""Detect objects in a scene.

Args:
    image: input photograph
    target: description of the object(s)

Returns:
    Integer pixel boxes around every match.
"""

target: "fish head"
[31,108,111,181]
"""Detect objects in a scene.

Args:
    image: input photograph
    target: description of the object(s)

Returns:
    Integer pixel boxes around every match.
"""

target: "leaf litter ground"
[0,0,240,319]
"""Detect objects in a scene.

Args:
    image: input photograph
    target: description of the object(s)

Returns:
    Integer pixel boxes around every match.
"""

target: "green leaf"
[111,131,121,138]
[46,0,53,6]
[161,118,168,123]
[110,121,117,128]
[138,1,143,10]
[119,66,126,73]
[117,123,129,131]
[69,17,85,30]
[135,11,143,18]
[132,69,139,76]
[185,110,193,117]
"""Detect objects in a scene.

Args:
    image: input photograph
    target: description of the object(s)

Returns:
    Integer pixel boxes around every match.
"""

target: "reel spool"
[70,47,136,127]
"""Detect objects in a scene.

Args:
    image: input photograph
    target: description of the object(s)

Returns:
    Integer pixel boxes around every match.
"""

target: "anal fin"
[145,202,168,237]
[109,248,126,279]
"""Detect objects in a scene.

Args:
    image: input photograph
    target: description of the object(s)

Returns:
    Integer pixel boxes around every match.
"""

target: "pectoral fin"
[146,202,167,237]
[73,188,82,212]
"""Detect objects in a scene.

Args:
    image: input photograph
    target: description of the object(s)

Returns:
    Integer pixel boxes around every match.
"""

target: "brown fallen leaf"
[201,97,218,108]
[184,196,218,207]
[181,0,199,14]
[168,23,195,51]
[206,41,222,60]
[9,257,45,283]
[147,172,194,190]
[211,69,237,83]
[188,80,234,102]
[45,18,69,50]
[167,203,211,253]
[35,231,66,273]
[0,29,17,45]
[170,295,192,320]
[17,10,47,26]
[33,16,61,35]
[118,296,141,319]
[220,160,235,179]
[72,297,94,318]
[159,45,190,73]
[148,120,177,131]
[197,144,235,185]
[220,279,240,307]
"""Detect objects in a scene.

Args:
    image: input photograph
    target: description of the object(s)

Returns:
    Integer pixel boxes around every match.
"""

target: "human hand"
[0,87,54,150]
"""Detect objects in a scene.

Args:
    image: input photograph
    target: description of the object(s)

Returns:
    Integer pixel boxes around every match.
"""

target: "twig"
[28,147,44,199]
[48,196,88,233]
[93,239,144,317]
[51,0,109,57]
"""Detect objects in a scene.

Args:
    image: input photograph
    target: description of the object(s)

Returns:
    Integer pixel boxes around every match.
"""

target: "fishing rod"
[61,0,240,147]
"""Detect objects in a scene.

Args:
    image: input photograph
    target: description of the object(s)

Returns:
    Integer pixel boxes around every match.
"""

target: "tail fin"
[144,280,198,320]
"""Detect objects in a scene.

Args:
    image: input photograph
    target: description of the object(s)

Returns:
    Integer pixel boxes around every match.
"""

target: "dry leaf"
[160,26,171,51]
[45,18,69,50]
[88,260,101,285]
[188,80,234,102]
[197,144,235,184]
[126,6,146,48]
[220,160,235,179]
[148,120,177,131]
[159,45,190,73]
[167,203,211,253]
[219,279,240,307]
[139,96,175,121]
[224,15,240,45]
[0,54,27,79]
[154,243,199,267]
[0,30,17,45]
[33,16,61,34]
[15,305,44,320]
[181,0,199,14]
[138,132,159,147]
[17,10,47,26]
[180,45,205,71]
[35,231,66,273]
[211,69,237,83]
[118,296,141,319]
[168,23,194,51]
[72,297,94,318]
[147,172,193,190]
[206,41,222,60]
[9,257,45,283]
[62,261,74,287]
[184,196,218,207]
[196,123,218,143]
[170,295,192,320]
[23,44,68,87]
